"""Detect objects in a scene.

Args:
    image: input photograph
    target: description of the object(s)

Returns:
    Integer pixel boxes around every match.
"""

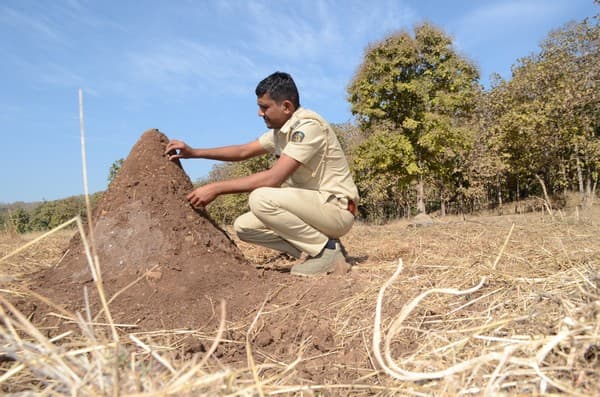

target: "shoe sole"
[290,256,348,277]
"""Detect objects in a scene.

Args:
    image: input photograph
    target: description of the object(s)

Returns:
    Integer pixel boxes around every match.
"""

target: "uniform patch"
[291,130,305,143]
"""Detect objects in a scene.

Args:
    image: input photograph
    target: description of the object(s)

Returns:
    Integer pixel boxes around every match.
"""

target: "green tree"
[464,85,511,211]
[29,196,88,231]
[488,18,599,203]
[9,207,30,234]
[347,23,480,214]
[108,158,124,184]
[352,122,418,220]
[542,19,600,202]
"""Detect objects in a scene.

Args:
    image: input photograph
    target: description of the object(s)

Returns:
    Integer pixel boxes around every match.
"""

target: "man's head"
[256,72,300,129]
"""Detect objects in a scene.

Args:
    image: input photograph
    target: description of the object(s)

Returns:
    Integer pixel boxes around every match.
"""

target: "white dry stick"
[78,89,98,269]
[373,258,513,382]
[129,334,176,375]
[78,89,119,344]
[246,296,269,397]
[0,217,78,264]
[492,223,514,270]
[484,345,517,395]
[75,217,97,282]
[0,363,25,384]
[0,296,83,387]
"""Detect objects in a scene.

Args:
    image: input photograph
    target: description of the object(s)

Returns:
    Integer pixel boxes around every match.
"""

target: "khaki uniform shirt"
[258,107,359,204]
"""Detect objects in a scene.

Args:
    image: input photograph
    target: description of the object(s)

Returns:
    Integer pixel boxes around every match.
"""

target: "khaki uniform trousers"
[233,187,355,258]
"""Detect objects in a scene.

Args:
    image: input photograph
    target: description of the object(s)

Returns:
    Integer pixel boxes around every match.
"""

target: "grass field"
[0,205,598,395]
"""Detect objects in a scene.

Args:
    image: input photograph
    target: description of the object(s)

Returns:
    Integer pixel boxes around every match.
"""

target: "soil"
[6,146,597,393]
[18,129,370,381]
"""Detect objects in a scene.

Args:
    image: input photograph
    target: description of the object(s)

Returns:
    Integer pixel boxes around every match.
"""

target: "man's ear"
[282,99,296,114]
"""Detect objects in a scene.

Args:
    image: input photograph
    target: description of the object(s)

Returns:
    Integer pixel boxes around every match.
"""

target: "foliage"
[351,123,418,220]
[0,193,103,233]
[9,207,30,234]
[108,158,124,185]
[29,196,87,231]
[486,18,599,203]
[200,155,274,224]
[4,14,599,226]
[347,22,481,214]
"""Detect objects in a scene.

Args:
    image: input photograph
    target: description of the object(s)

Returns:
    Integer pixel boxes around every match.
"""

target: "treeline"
[4,13,597,230]
[203,15,599,223]
[0,194,102,234]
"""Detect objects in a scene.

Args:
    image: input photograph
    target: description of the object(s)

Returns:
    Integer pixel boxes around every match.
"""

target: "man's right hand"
[165,140,195,160]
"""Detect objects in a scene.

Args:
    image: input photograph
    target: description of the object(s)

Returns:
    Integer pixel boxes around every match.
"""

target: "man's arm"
[165,139,268,161]
[186,154,301,207]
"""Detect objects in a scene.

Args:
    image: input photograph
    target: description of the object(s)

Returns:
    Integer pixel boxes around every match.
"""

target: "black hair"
[255,71,300,109]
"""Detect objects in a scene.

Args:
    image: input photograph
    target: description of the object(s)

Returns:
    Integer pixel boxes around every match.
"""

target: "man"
[165,72,359,276]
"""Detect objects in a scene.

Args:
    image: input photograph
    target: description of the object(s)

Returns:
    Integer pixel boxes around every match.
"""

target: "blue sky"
[1,0,597,204]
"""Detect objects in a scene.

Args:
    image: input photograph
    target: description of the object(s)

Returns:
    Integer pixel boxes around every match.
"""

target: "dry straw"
[2,208,598,395]
[0,90,597,395]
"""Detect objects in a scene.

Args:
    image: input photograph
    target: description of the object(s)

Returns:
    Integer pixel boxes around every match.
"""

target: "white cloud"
[126,40,260,97]
[0,5,63,42]
[455,0,563,48]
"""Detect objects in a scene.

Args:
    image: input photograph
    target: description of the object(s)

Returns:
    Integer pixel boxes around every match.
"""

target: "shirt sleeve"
[257,130,275,153]
[281,120,325,165]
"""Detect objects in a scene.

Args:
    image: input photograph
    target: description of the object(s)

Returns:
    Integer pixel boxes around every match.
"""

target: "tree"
[351,121,418,220]
[9,207,30,234]
[487,18,599,204]
[541,19,599,203]
[108,158,124,184]
[29,196,87,231]
[347,23,481,214]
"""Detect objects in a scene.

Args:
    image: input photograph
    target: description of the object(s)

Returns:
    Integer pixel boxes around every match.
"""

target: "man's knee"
[248,187,273,215]
[233,215,244,235]
[233,213,253,241]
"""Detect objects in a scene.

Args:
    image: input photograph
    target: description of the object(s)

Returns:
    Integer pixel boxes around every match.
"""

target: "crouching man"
[166,72,359,276]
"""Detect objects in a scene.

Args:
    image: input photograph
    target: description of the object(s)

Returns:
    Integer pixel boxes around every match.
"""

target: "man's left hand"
[187,185,218,208]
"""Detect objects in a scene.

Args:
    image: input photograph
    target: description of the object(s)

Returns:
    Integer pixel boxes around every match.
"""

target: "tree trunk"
[585,152,592,200]
[497,179,503,206]
[497,179,503,215]
[575,143,584,200]
[535,174,553,216]
[440,186,446,217]
[516,179,521,214]
[416,175,426,214]
[560,163,568,197]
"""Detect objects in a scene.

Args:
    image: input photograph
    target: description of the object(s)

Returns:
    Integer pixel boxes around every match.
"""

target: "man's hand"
[187,185,218,208]
[165,140,195,160]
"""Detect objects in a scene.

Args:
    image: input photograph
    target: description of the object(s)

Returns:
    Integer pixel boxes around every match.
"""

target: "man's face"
[257,93,294,129]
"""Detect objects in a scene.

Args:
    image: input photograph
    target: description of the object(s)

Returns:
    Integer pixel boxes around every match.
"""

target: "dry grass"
[0,205,598,396]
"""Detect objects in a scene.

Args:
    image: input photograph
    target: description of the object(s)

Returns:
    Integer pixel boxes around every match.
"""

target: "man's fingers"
[187,192,199,207]
[165,140,183,154]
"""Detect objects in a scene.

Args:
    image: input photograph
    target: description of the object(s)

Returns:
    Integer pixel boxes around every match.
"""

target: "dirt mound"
[15,129,371,385]
[28,129,271,330]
